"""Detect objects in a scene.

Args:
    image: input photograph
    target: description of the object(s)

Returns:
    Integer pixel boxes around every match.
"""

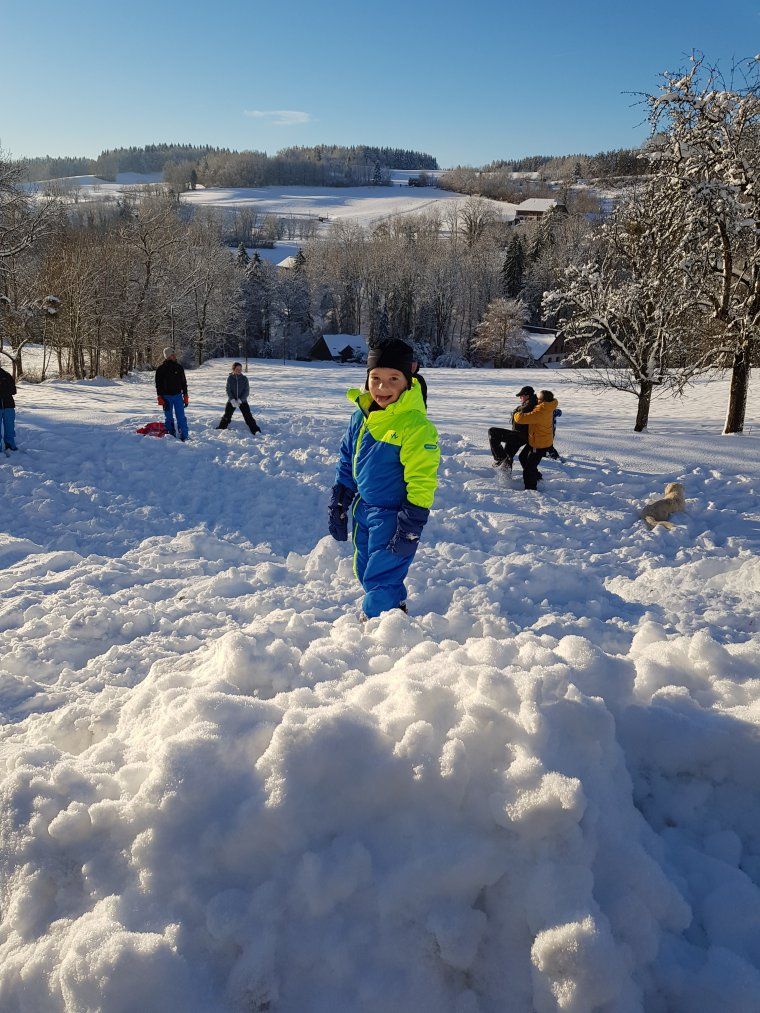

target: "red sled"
[136,421,167,438]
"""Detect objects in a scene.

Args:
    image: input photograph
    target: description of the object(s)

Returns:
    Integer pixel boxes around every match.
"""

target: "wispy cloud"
[243,109,313,126]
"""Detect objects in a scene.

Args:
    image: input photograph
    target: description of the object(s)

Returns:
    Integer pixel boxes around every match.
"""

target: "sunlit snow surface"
[0,362,759,1012]
[27,173,514,228]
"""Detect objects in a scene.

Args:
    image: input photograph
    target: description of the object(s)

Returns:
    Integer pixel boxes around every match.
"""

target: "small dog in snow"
[639,482,686,530]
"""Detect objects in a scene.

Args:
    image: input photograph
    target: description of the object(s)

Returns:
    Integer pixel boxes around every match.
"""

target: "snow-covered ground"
[27,173,515,226]
[26,172,165,199]
[181,183,513,225]
[1,361,759,1012]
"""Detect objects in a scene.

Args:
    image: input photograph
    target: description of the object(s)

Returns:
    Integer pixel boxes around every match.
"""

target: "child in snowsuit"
[155,347,189,441]
[0,365,18,451]
[217,362,262,434]
[328,339,440,620]
[513,389,560,490]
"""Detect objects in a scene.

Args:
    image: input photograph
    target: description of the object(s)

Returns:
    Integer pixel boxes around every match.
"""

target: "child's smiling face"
[368,367,408,408]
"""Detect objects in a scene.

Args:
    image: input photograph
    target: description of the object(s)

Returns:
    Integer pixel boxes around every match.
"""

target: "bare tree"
[472,297,528,366]
[0,157,61,262]
[0,155,63,376]
[458,195,500,249]
[117,193,185,373]
[545,181,700,431]
[0,296,60,376]
[186,238,238,366]
[645,53,760,433]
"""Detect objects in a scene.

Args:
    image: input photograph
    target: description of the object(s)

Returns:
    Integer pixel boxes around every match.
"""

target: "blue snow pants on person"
[352,499,417,619]
[0,408,17,450]
[162,394,188,440]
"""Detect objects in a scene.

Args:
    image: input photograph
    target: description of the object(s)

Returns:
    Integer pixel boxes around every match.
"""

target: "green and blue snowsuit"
[335,379,440,618]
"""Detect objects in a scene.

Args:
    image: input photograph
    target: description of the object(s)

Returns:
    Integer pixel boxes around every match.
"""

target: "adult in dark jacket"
[488,385,537,469]
[217,362,261,434]
[155,347,189,441]
[0,365,18,451]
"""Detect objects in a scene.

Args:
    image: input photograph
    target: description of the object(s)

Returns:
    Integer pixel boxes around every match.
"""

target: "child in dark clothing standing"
[217,362,261,434]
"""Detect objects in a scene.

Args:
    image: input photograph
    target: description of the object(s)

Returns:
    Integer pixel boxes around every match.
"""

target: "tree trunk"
[634,380,653,432]
[724,345,751,434]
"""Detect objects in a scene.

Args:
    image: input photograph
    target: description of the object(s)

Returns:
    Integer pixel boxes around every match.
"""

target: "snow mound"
[0,361,758,1010]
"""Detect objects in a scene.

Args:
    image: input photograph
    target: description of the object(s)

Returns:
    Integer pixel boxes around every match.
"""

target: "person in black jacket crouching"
[488,385,537,470]
[217,362,261,435]
[155,347,189,441]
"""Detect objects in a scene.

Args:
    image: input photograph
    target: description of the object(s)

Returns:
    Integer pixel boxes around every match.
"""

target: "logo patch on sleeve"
[424,443,438,450]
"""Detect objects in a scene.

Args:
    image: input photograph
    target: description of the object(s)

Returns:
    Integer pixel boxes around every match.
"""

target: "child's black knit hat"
[366,339,415,386]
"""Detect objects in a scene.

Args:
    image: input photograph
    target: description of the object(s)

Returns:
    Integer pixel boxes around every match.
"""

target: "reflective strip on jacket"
[512,399,559,449]
[335,378,440,510]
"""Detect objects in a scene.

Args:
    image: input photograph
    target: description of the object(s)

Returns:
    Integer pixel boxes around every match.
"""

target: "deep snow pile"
[0,362,758,1012]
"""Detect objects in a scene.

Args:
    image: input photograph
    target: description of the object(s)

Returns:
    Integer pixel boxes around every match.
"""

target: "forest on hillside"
[21,144,438,187]
[438,147,649,201]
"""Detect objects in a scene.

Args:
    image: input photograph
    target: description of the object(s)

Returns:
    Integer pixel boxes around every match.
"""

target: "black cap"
[367,339,415,375]
[515,385,535,397]
[366,339,415,391]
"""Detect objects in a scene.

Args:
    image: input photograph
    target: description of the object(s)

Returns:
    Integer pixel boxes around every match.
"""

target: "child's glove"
[232,398,240,407]
[183,394,189,407]
[157,396,165,407]
[388,500,429,557]
[328,483,355,541]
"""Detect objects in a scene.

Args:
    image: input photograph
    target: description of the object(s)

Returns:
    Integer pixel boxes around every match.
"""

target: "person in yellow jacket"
[328,340,440,619]
[513,389,559,490]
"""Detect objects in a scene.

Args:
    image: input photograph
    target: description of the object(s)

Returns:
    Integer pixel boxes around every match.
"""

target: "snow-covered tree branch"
[644,52,760,433]
[544,180,702,431]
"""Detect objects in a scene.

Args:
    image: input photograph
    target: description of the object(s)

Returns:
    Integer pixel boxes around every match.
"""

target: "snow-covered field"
[1,361,759,1012]
[183,183,512,225]
[26,172,164,198]
[27,173,515,227]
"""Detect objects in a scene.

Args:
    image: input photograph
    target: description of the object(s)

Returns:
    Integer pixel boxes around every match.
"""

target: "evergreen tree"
[527,223,544,262]
[293,248,307,273]
[236,242,250,267]
[502,233,525,298]
[372,161,383,186]
[538,209,557,250]
[190,168,198,190]
[243,258,274,354]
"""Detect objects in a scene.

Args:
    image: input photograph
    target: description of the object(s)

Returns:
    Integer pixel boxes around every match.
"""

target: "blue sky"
[1,0,756,167]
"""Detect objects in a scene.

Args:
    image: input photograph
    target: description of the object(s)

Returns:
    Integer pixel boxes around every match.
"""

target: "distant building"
[276,255,299,270]
[515,198,566,222]
[309,334,368,363]
[518,326,566,367]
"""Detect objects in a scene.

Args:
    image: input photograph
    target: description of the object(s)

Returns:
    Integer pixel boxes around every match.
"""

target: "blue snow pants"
[352,499,417,619]
[162,394,188,440]
[0,408,17,450]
